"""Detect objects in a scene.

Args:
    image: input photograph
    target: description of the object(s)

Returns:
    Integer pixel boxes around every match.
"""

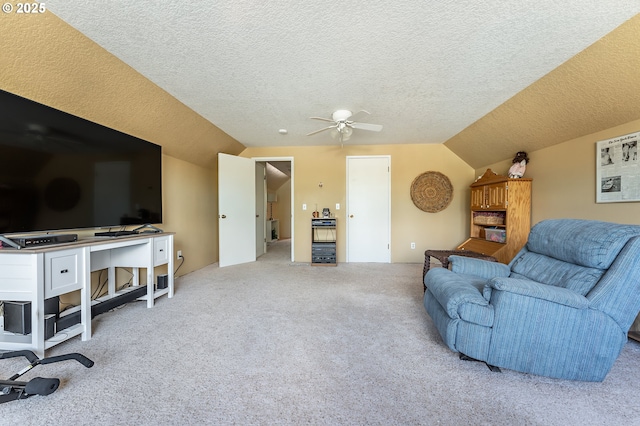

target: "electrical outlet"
[410,242,416,250]
[177,250,183,259]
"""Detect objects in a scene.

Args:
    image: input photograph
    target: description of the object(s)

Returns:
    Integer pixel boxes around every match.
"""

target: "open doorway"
[254,157,294,262]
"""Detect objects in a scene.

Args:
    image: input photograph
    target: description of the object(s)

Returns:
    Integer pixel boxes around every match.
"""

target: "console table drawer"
[44,248,84,298]
[154,236,169,266]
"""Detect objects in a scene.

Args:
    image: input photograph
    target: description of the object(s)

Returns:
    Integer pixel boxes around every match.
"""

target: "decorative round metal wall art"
[410,171,453,213]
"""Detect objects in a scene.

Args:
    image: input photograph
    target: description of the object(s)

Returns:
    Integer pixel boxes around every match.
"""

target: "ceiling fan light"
[332,110,352,122]
[308,108,380,145]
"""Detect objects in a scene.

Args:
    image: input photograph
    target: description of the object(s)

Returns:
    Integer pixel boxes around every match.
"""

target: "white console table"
[0,233,174,357]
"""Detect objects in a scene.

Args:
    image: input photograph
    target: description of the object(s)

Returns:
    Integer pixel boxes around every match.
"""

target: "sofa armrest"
[449,255,511,279]
[425,268,490,319]
[485,277,589,309]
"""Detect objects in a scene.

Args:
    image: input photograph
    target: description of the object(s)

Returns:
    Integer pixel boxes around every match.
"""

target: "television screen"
[0,89,162,235]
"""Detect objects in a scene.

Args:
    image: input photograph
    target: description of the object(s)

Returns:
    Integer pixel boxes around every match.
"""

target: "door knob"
[220,214,226,219]
[350,214,354,218]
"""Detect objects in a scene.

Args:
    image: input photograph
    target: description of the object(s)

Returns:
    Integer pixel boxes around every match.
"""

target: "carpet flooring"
[2,239,639,425]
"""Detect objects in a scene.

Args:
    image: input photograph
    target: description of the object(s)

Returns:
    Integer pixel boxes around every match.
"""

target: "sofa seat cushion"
[509,249,604,296]
[483,277,590,309]
[425,268,494,327]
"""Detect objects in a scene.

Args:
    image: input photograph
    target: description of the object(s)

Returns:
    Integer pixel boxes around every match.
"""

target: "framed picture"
[596,131,640,203]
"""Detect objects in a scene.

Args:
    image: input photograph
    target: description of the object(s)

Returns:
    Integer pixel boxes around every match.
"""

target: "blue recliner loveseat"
[423,219,640,381]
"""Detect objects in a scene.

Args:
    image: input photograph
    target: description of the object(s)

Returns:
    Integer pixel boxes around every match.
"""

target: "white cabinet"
[0,233,174,357]
[44,248,84,298]
[153,236,170,266]
[0,250,88,357]
[266,220,279,242]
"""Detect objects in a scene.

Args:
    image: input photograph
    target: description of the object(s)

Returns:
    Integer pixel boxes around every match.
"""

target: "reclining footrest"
[459,353,502,373]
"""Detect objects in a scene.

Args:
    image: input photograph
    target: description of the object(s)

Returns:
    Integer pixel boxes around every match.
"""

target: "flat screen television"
[0,89,162,236]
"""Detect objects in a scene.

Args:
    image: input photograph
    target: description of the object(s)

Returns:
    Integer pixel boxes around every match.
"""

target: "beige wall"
[163,156,219,269]
[479,118,640,226]
[0,10,474,270]
[479,118,640,333]
[242,144,474,263]
[0,11,240,275]
[274,182,292,239]
[5,9,639,270]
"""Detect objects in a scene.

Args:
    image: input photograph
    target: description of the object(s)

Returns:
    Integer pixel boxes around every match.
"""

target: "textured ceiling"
[45,2,640,167]
[265,161,291,192]
[447,14,640,168]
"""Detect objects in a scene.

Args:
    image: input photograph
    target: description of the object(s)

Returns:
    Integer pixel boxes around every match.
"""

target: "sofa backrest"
[508,219,640,296]
[588,235,640,330]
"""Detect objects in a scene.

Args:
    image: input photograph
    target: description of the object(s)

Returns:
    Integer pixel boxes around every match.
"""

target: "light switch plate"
[336,203,340,210]
[302,204,307,210]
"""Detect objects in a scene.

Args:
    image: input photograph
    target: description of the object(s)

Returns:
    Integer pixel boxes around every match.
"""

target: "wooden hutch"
[457,169,532,264]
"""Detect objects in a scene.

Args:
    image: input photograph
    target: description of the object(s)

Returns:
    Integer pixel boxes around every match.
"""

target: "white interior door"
[218,153,256,267]
[347,156,391,263]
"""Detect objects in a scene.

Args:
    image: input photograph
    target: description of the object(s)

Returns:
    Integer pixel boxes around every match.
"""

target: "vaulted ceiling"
[45,2,640,168]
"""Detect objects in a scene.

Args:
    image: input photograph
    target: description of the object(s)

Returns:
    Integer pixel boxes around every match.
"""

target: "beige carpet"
[2,239,639,425]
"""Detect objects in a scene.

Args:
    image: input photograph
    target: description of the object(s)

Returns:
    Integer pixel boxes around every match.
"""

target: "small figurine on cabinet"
[508,151,529,178]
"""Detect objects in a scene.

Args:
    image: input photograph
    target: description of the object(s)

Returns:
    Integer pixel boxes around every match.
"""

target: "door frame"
[346,155,391,263]
[252,156,295,262]
[255,162,267,257]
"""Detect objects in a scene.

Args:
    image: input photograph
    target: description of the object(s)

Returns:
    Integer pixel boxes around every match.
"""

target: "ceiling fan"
[306,110,382,145]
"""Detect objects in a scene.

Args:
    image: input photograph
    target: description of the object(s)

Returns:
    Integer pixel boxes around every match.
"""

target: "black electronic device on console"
[94,224,162,237]
[0,233,78,249]
[311,219,336,226]
[94,230,138,237]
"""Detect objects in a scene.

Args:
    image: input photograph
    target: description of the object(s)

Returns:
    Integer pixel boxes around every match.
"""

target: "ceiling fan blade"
[309,116,334,123]
[350,122,383,132]
[306,125,336,136]
[350,110,371,122]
